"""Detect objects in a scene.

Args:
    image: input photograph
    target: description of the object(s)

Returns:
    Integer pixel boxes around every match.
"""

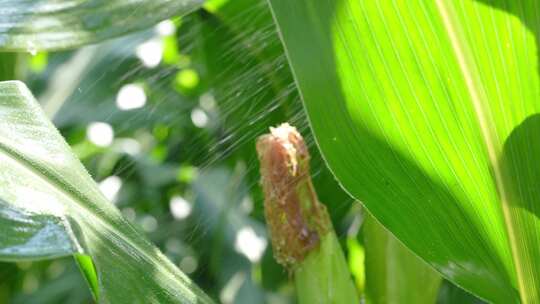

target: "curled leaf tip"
[257,123,331,270]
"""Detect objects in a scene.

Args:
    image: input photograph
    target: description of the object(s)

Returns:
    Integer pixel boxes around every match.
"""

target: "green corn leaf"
[0,0,203,51]
[0,81,213,303]
[267,0,540,302]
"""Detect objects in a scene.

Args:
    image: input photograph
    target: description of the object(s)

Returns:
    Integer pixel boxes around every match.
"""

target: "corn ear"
[257,123,358,304]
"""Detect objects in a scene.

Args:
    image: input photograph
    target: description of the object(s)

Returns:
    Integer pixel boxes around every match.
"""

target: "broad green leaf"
[268,0,540,302]
[0,81,213,303]
[363,214,441,304]
[0,0,203,51]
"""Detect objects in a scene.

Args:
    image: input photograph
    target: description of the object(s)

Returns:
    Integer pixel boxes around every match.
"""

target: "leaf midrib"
[434,0,526,300]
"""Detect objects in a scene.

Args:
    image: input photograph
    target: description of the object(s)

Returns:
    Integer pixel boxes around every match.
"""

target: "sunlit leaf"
[0,0,203,51]
[0,81,213,303]
[268,0,540,302]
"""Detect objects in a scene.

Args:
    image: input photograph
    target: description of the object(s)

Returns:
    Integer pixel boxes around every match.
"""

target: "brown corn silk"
[256,123,331,270]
